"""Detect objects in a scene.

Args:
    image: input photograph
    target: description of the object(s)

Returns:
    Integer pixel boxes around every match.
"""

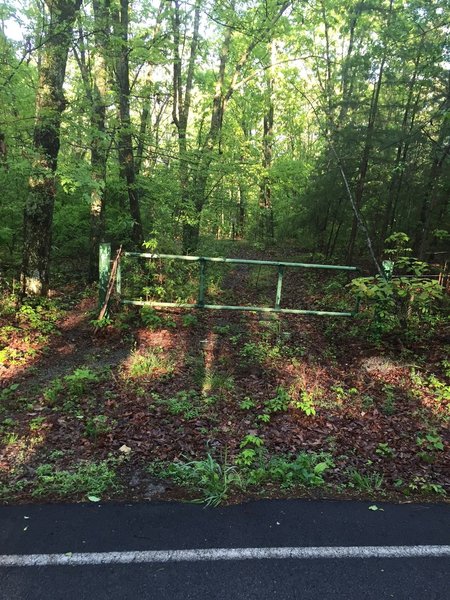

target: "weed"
[235,434,265,467]
[29,416,46,432]
[381,385,396,415]
[164,390,201,419]
[65,368,100,397]
[239,397,256,410]
[85,415,113,440]
[292,390,316,416]
[140,307,176,330]
[240,342,267,363]
[182,314,198,327]
[202,370,234,397]
[348,469,384,493]
[213,324,231,335]
[33,460,117,499]
[90,316,112,330]
[405,476,446,497]
[0,383,19,402]
[153,453,240,506]
[43,368,100,411]
[375,442,395,459]
[267,453,334,488]
[128,347,174,379]
[265,387,290,413]
[416,431,444,462]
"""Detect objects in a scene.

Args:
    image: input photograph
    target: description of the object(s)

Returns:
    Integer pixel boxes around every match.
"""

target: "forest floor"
[0,245,449,505]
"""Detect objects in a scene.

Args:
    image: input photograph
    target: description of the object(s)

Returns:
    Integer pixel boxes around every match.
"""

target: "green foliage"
[128,347,174,379]
[85,415,113,440]
[266,453,334,488]
[416,431,444,463]
[140,307,176,330]
[348,469,384,493]
[43,368,100,410]
[265,387,290,413]
[32,460,117,499]
[182,314,198,327]
[375,442,395,459]
[239,396,256,410]
[235,434,265,466]
[152,453,240,506]
[156,390,202,420]
[291,390,316,416]
[349,234,443,338]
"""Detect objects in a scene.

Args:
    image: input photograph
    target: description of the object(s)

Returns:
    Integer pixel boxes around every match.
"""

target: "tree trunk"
[259,40,275,244]
[113,0,143,249]
[21,0,82,296]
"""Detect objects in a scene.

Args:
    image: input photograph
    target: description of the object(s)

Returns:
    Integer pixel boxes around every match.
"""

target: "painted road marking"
[0,546,450,567]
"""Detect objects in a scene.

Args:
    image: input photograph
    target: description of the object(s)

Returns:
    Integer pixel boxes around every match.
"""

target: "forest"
[0,0,449,505]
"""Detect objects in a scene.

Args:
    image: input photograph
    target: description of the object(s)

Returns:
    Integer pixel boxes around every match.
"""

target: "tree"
[21,0,82,296]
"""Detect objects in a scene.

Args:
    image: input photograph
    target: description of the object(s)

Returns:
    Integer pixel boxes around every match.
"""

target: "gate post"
[98,243,111,309]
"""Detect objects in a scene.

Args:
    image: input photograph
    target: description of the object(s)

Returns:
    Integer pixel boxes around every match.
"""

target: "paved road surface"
[1,499,449,599]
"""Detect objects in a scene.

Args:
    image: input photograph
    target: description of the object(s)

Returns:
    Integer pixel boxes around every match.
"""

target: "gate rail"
[99,244,359,317]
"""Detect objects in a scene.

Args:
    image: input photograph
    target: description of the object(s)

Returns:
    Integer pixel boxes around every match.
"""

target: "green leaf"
[87,495,101,502]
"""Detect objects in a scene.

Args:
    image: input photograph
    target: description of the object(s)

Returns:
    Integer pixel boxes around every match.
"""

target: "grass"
[128,347,175,379]
[150,453,240,507]
[32,460,118,500]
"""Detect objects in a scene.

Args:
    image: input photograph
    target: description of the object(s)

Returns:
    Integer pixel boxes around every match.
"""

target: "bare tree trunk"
[113,0,143,249]
[21,0,82,296]
[259,40,275,243]
[73,0,110,282]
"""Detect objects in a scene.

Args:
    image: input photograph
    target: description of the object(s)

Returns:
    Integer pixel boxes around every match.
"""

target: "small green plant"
[43,378,65,406]
[85,415,112,440]
[240,342,267,363]
[0,383,19,402]
[235,434,265,467]
[239,397,256,410]
[348,469,384,493]
[202,370,234,397]
[381,384,396,415]
[140,307,176,330]
[128,347,174,379]
[375,442,395,459]
[182,314,198,327]
[292,390,316,416]
[405,476,446,497]
[349,233,443,338]
[65,368,100,398]
[164,390,201,420]
[267,452,334,488]
[213,324,231,335]
[29,416,46,432]
[416,431,444,462]
[153,453,240,506]
[265,387,290,413]
[90,316,112,330]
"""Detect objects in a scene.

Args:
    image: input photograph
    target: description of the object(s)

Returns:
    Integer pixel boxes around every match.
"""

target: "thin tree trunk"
[113,0,143,249]
[259,40,275,243]
[21,0,82,296]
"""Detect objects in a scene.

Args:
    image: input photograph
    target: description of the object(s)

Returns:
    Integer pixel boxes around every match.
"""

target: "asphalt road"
[1,499,449,599]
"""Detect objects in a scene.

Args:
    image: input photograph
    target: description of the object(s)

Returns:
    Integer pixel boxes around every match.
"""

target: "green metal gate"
[99,244,359,317]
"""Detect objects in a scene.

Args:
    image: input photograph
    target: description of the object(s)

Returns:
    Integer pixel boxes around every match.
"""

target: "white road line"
[1,546,450,567]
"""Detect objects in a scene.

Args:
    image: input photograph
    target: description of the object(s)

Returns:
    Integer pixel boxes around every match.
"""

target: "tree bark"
[113,0,143,249]
[21,0,82,296]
